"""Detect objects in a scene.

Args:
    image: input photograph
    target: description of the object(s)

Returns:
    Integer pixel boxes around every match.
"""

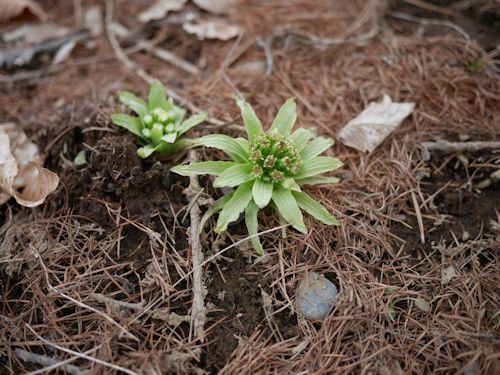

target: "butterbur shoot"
[111,80,207,158]
[171,98,342,256]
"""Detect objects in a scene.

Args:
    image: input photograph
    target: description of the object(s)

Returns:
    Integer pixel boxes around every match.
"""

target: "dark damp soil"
[392,149,500,260]
[203,246,299,372]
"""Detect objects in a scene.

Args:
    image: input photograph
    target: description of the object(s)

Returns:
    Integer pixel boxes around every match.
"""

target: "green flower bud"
[143,114,153,126]
[142,128,151,138]
[165,124,176,134]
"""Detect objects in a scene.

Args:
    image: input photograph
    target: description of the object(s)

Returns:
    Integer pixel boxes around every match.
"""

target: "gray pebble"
[296,272,338,321]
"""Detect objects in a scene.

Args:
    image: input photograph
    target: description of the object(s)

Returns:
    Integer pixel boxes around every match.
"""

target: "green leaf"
[137,144,157,158]
[119,91,148,119]
[156,138,191,157]
[294,157,343,179]
[73,150,87,166]
[194,134,249,163]
[178,112,207,135]
[289,128,315,152]
[300,137,334,160]
[270,98,297,136]
[296,176,340,186]
[245,200,266,256]
[172,105,186,123]
[237,100,263,141]
[161,133,177,143]
[252,179,273,208]
[215,181,254,233]
[200,193,233,233]
[292,191,339,226]
[281,178,301,192]
[148,80,168,111]
[171,161,237,176]
[271,185,307,233]
[111,114,144,139]
[213,164,254,188]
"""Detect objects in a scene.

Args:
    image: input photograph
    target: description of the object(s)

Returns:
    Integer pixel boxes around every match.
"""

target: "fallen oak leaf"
[0,0,47,23]
[0,123,59,207]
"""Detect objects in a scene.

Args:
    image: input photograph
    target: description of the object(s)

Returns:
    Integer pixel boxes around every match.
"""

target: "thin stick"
[421,140,500,154]
[104,0,155,85]
[411,190,425,244]
[184,150,207,342]
[25,325,139,375]
[89,293,143,312]
[16,348,89,375]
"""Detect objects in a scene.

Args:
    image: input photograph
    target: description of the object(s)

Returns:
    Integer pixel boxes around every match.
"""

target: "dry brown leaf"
[0,123,59,207]
[138,0,187,23]
[0,0,47,23]
[183,18,242,40]
[338,95,415,152]
[193,0,238,14]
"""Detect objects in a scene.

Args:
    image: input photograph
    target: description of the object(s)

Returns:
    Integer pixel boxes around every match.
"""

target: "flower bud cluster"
[141,108,178,142]
[249,132,301,182]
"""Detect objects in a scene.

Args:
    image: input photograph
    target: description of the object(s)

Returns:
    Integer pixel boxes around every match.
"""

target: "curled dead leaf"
[183,18,242,40]
[0,123,59,207]
[0,0,47,23]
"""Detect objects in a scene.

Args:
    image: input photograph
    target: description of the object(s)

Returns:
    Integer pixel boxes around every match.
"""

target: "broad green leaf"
[195,135,249,163]
[252,179,273,208]
[161,133,177,143]
[245,200,265,256]
[171,161,237,176]
[237,100,263,141]
[235,137,249,150]
[300,137,334,160]
[282,178,301,192]
[119,91,148,119]
[200,193,233,233]
[111,114,144,139]
[296,176,340,186]
[172,106,186,123]
[137,144,157,158]
[292,191,339,226]
[215,181,254,233]
[271,185,307,233]
[148,80,168,110]
[294,157,343,179]
[213,164,254,188]
[289,128,315,152]
[178,112,207,135]
[270,98,297,136]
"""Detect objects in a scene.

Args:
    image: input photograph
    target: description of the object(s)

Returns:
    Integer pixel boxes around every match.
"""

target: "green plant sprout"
[111,80,207,158]
[171,98,342,256]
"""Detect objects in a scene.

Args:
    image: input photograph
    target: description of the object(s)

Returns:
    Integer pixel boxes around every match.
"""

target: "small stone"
[296,272,338,321]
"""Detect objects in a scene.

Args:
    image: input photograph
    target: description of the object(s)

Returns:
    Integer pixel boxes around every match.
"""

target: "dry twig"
[184,150,207,342]
[422,140,500,154]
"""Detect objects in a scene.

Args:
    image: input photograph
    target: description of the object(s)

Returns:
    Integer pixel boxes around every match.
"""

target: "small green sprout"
[111,80,207,158]
[171,98,342,255]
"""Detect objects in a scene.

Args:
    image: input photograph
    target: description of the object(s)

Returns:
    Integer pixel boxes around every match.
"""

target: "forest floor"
[0,0,499,374]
